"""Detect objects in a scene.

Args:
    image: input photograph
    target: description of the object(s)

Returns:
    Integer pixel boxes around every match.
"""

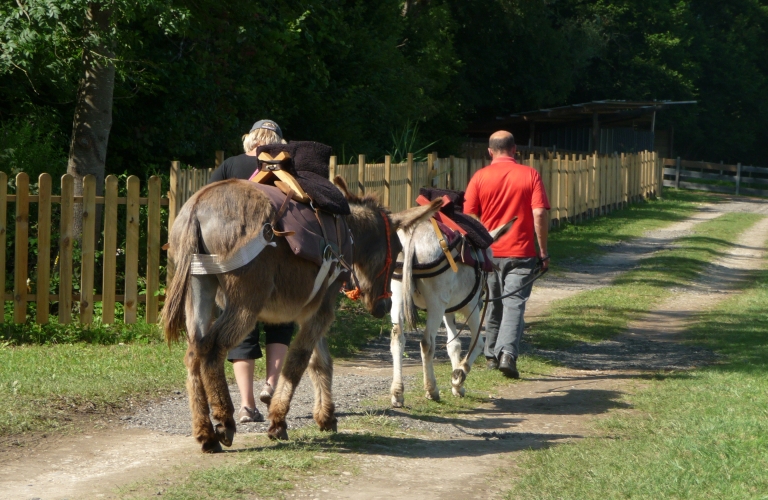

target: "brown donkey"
[163,177,440,452]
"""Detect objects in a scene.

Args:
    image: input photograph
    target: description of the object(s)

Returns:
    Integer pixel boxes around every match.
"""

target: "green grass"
[529,211,764,348]
[507,268,768,500]
[0,341,190,435]
[547,188,720,267]
[122,429,348,499]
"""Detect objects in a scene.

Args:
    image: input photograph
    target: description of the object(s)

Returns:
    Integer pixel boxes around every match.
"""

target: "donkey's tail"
[401,225,419,330]
[162,205,199,346]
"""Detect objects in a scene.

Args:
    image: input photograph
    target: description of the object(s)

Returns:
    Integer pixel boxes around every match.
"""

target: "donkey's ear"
[489,216,517,242]
[390,199,442,230]
[333,176,361,202]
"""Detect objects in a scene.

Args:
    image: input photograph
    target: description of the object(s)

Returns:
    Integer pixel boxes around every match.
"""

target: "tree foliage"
[1,0,767,172]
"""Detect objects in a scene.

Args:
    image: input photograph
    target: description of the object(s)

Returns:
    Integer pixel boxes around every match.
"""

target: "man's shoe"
[486,357,499,370]
[498,352,519,379]
[238,406,264,423]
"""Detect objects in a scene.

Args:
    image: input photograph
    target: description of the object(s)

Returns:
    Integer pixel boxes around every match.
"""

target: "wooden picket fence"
[0,172,168,325]
[170,150,663,227]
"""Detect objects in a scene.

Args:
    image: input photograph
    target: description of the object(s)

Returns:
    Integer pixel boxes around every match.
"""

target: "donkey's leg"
[268,300,336,440]
[444,313,466,398]
[184,275,221,453]
[447,299,484,398]
[389,278,406,408]
[307,337,337,432]
[198,304,260,450]
[420,309,443,401]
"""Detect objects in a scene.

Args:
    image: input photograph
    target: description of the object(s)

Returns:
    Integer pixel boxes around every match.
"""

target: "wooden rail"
[662,157,768,197]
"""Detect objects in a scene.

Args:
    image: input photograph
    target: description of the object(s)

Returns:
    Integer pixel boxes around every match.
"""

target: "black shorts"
[226,322,294,362]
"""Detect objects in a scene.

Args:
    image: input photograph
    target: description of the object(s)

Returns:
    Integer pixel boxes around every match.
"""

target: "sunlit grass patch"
[529,211,764,348]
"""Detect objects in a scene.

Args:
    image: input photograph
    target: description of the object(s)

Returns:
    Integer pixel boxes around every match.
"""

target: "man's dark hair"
[489,133,515,153]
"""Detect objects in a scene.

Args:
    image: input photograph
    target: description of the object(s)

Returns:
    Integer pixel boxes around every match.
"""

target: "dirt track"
[2,197,766,500]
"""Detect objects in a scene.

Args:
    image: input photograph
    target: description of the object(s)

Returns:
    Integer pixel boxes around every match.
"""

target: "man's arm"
[533,208,549,269]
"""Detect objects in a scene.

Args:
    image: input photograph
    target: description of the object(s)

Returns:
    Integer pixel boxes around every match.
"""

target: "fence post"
[36,174,52,324]
[406,153,414,208]
[124,176,140,324]
[169,161,179,236]
[384,155,391,208]
[449,155,455,190]
[329,155,337,181]
[675,156,681,189]
[80,175,96,324]
[0,172,6,324]
[146,176,162,324]
[215,150,224,168]
[59,175,74,324]
[13,173,29,323]
[102,175,118,324]
[357,154,366,196]
[735,163,742,195]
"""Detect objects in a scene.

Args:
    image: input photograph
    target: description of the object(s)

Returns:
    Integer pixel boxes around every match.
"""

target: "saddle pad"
[250,183,353,271]
[435,220,493,273]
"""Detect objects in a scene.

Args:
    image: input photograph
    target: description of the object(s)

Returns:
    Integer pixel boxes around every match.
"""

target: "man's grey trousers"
[484,257,537,360]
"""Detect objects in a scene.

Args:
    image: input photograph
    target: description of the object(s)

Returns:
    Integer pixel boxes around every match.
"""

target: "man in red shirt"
[464,131,550,378]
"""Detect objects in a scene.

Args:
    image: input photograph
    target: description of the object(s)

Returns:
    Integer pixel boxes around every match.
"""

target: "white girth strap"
[302,251,343,307]
[190,229,276,275]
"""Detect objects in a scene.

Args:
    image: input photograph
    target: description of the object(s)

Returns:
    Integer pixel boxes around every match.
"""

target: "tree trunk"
[67,3,114,240]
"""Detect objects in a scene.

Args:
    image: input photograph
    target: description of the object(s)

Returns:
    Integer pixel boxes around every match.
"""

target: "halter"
[343,210,393,302]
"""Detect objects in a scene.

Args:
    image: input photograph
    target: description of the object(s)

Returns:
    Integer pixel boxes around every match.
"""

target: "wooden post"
[80,175,96,324]
[13,173,29,323]
[406,153,414,208]
[124,176,140,324]
[673,156,680,190]
[465,153,472,190]
[735,163,742,195]
[329,156,337,181]
[146,176,162,324]
[449,155,455,190]
[0,172,6,324]
[357,154,366,196]
[35,174,52,324]
[215,150,224,168]
[59,175,74,324]
[102,175,118,324]
[169,161,179,237]
[384,155,392,208]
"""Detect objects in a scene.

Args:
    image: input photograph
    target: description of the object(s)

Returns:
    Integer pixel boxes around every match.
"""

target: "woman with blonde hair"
[208,119,294,423]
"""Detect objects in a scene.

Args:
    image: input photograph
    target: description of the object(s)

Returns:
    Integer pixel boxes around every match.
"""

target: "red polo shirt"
[464,156,550,258]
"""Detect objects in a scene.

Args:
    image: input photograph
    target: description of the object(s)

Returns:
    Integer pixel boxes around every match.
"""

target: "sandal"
[259,383,274,407]
[237,406,264,423]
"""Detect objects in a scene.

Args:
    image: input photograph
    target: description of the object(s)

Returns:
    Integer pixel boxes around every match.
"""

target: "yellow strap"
[431,218,458,273]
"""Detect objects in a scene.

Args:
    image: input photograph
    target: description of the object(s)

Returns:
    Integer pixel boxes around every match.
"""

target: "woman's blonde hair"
[242,128,286,153]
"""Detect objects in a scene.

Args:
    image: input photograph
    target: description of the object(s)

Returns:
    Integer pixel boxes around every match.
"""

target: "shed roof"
[504,100,696,123]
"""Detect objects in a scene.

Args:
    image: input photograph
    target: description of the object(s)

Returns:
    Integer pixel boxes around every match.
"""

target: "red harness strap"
[344,210,393,302]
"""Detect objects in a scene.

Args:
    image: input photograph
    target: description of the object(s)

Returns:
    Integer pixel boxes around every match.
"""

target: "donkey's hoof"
[201,439,223,454]
[451,368,466,387]
[214,423,235,447]
[451,386,466,398]
[319,418,338,433]
[391,397,404,408]
[425,390,440,401]
[267,422,289,441]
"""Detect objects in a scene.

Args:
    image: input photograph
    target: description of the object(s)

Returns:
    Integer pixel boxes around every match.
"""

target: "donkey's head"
[334,177,441,318]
